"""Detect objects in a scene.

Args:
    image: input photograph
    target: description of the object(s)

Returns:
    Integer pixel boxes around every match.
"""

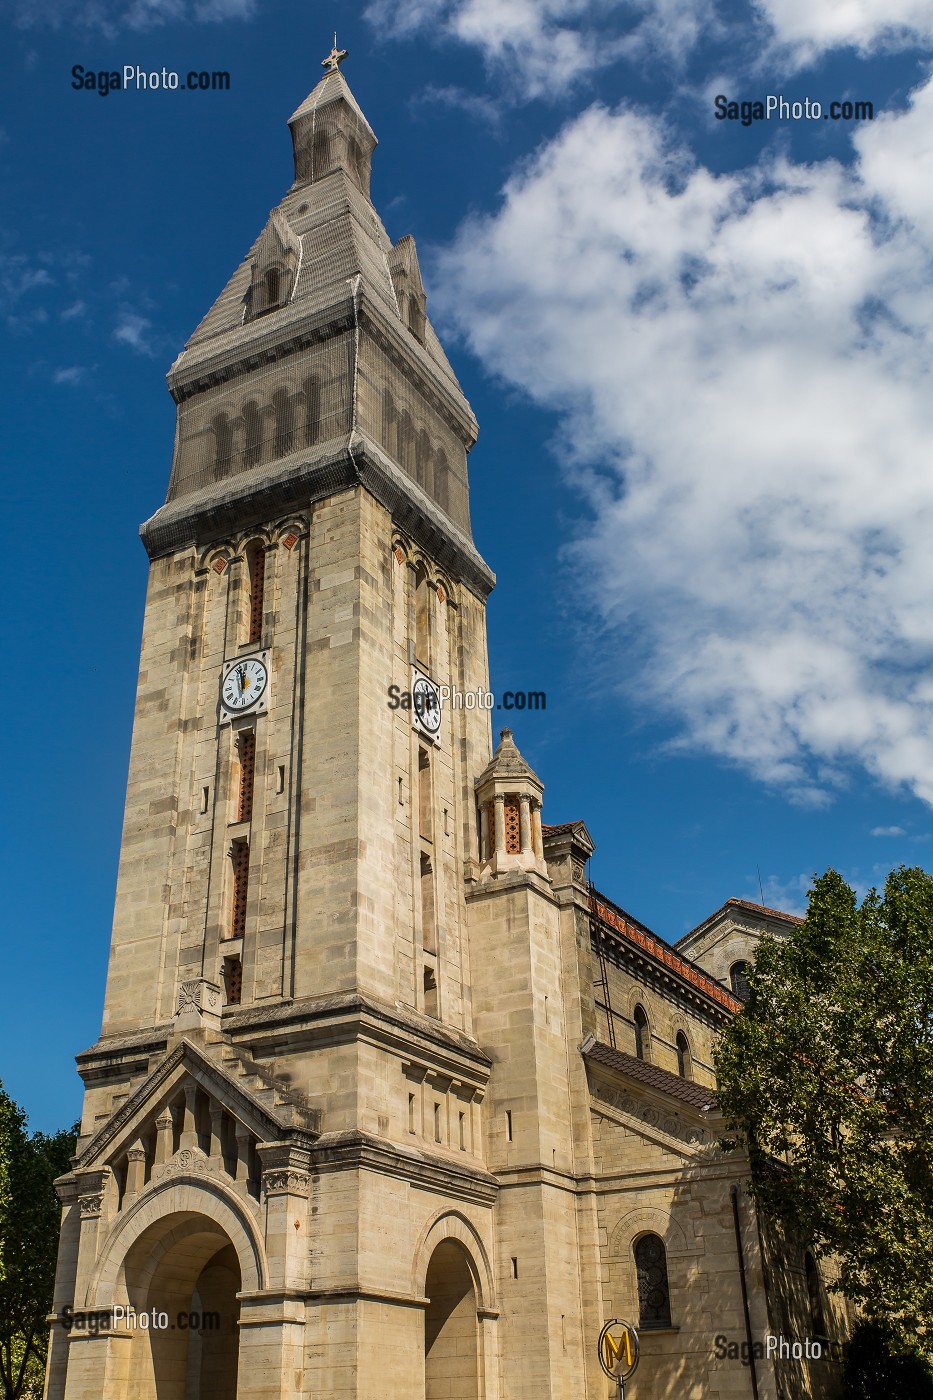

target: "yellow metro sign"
[597,1320,640,1382]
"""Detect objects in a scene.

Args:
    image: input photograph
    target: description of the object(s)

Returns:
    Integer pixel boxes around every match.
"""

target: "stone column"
[531,801,544,857]
[519,794,533,856]
[493,794,506,857]
[180,1083,199,1151]
[124,1142,146,1202]
[209,1103,224,1164]
[154,1109,173,1166]
[234,1122,251,1185]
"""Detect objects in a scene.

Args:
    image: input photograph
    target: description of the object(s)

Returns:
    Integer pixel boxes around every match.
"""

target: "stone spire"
[288,59,377,196]
[475,730,548,880]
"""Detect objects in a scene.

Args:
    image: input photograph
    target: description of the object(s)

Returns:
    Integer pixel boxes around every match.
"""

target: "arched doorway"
[119,1212,241,1400]
[424,1240,479,1400]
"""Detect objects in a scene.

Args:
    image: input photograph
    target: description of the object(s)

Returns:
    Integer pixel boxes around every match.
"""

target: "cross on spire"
[321,34,348,72]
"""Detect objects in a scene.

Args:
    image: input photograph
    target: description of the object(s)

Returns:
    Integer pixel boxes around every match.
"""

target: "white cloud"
[13,0,253,30]
[113,309,155,354]
[870,825,906,836]
[52,365,88,384]
[368,0,933,95]
[434,76,933,806]
[366,0,710,95]
[755,0,933,64]
[60,300,87,321]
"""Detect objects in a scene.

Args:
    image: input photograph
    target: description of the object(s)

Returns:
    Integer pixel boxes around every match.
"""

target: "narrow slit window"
[506,1109,513,1142]
[433,1102,441,1143]
[420,853,437,955]
[200,784,210,815]
[237,730,256,823]
[223,956,242,1006]
[247,544,265,645]
[408,1093,416,1134]
[676,1031,692,1079]
[458,1111,465,1150]
[634,1004,650,1062]
[423,962,438,1017]
[230,839,250,940]
[276,764,285,795]
[511,1257,518,1279]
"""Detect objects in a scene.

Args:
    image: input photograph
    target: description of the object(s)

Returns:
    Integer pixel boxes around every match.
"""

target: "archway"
[119,1212,242,1400]
[424,1240,479,1400]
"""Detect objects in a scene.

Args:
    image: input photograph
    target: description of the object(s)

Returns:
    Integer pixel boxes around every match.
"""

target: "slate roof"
[582,1039,717,1112]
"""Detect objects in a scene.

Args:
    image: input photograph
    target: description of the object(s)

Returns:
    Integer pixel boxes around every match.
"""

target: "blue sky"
[3,0,933,1132]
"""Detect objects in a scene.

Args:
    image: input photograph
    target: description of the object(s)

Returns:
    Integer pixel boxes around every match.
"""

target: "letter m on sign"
[604,1327,633,1372]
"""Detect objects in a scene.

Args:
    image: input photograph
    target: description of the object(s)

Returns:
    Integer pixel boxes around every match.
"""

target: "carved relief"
[262,1170,311,1197]
[591,1081,708,1147]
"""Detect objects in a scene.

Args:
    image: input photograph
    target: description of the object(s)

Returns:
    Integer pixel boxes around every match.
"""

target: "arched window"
[303,377,321,447]
[730,961,751,1002]
[634,1234,672,1328]
[633,1005,650,1062]
[242,401,262,468]
[264,267,280,309]
[272,387,295,459]
[804,1253,827,1337]
[211,413,234,478]
[415,428,432,493]
[382,388,398,459]
[397,410,415,474]
[434,448,450,513]
[675,1031,692,1079]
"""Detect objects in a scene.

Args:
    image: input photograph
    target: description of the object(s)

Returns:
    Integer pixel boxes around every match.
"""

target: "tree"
[842,1320,933,1400]
[0,1083,77,1400]
[715,866,933,1346]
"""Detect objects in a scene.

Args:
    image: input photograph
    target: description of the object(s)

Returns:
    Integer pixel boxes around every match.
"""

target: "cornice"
[140,433,495,601]
[308,1130,498,1205]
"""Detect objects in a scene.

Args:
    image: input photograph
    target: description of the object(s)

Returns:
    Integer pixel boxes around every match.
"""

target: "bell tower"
[46,54,511,1400]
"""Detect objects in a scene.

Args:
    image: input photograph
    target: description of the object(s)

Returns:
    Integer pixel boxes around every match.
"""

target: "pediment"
[75,1036,304,1175]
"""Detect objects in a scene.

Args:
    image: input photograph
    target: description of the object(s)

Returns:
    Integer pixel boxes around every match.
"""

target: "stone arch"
[411,1210,494,1313]
[605,1208,690,1334]
[197,540,236,575]
[609,1206,689,1261]
[87,1176,266,1310]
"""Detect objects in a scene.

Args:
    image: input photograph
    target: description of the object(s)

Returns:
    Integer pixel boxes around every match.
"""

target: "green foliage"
[715,866,933,1345]
[842,1320,933,1400]
[0,1082,77,1400]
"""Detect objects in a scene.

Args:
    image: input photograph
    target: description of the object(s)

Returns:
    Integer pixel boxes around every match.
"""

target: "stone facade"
[45,59,849,1400]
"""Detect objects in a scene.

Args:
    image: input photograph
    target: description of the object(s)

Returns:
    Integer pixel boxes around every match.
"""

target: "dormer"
[388,234,428,344]
[246,211,299,320]
[288,69,377,197]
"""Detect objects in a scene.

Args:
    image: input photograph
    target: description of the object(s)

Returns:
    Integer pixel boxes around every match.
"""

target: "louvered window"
[504,798,521,854]
[248,546,265,644]
[237,731,255,824]
[223,956,242,1006]
[230,840,249,940]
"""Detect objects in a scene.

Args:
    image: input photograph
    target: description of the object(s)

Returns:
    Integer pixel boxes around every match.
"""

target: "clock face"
[221,656,269,713]
[412,676,441,733]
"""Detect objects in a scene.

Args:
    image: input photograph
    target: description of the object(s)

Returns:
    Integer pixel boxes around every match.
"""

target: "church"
[45,51,849,1400]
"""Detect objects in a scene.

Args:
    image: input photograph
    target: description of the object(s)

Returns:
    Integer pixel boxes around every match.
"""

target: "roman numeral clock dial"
[220,651,270,721]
